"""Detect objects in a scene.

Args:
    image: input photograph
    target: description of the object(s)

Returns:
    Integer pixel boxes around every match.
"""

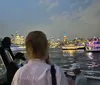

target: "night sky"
[0,0,100,39]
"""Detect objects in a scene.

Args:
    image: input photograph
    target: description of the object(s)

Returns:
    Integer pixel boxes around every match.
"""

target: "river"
[49,48,100,78]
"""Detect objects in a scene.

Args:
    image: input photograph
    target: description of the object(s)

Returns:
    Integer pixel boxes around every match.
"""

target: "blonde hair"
[25,31,48,59]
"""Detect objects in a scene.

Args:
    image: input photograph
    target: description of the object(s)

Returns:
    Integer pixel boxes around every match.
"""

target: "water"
[12,48,100,78]
[49,48,100,78]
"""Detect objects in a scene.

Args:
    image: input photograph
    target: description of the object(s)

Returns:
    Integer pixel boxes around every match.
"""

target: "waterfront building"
[10,32,25,45]
[63,32,67,44]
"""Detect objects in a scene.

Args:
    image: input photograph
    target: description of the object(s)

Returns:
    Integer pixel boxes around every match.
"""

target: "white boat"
[77,45,85,49]
[86,41,100,52]
[62,44,78,50]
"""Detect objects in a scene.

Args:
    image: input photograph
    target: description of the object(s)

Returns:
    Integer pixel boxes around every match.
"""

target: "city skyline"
[0,0,100,39]
[9,31,100,41]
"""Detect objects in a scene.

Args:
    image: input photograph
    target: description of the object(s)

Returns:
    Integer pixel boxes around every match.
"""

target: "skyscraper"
[63,32,67,43]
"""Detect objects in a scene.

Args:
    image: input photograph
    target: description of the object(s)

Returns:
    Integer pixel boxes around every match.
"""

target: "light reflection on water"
[14,48,100,77]
[49,48,100,77]
[63,50,76,56]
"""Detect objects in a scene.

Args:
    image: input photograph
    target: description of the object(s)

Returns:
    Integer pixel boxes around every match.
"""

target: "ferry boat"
[77,44,85,49]
[86,40,100,52]
[62,44,78,50]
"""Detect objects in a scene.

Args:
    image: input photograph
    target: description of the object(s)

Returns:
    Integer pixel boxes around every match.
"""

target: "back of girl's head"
[25,31,48,59]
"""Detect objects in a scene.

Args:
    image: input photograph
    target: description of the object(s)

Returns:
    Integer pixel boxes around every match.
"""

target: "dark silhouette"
[0,37,14,68]
[7,62,18,85]
[0,37,18,85]
[1,37,15,59]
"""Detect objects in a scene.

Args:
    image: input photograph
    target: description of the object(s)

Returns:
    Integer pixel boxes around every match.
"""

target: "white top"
[12,59,69,85]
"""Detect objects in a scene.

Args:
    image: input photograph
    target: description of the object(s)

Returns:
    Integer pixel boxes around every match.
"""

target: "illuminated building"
[48,37,61,48]
[63,32,67,44]
[15,33,20,45]
[20,36,25,45]
[10,32,25,45]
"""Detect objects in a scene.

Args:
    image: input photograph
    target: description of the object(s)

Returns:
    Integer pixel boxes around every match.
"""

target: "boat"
[62,44,78,50]
[86,40,100,52]
[77,44,85,49]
